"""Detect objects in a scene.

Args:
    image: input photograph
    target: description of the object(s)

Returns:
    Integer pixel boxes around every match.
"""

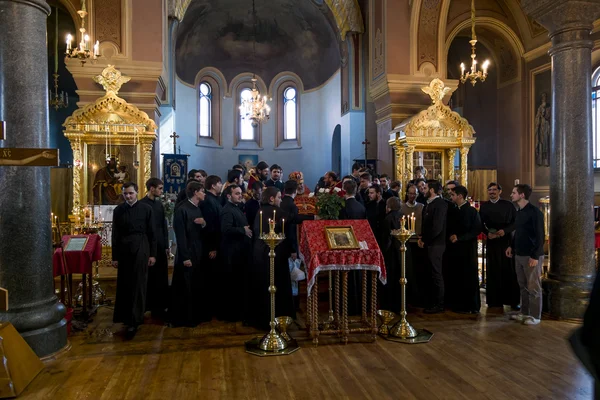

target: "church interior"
[1,0,600,398]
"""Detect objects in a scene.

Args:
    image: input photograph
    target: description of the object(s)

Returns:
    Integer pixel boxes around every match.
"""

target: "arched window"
[199,82,211,138]
[593,69,600,169]
[240,88,254,141]
[283,87,297,140]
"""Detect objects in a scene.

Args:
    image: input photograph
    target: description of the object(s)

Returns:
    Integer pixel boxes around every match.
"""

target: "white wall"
[168,71,365,188]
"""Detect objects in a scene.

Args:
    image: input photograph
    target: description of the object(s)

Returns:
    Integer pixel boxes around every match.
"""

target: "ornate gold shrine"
[388,79,476,191]
[64,65,157,214]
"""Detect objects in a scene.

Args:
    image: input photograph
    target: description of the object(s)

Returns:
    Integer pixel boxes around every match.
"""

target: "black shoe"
[424,305,445,314]
[125,326,138,340]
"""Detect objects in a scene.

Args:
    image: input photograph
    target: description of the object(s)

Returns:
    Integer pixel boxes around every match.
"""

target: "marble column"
[522,0,600,319]
[0,0,67,356]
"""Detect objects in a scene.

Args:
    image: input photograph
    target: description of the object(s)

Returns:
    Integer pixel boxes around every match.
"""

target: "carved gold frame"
[63,65,157,215]
[388,79,476,191]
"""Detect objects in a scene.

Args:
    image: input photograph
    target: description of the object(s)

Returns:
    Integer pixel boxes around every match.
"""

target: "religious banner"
[162,154,188,195]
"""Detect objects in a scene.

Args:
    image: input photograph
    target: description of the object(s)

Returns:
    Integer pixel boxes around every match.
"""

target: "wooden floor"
[19,300,594,400]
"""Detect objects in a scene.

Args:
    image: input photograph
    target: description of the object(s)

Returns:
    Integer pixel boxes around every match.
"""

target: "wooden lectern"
[0,288,45,398]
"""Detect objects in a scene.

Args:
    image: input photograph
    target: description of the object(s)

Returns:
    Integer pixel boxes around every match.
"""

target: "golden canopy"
[63,65,157,214]
[388,78,476,191]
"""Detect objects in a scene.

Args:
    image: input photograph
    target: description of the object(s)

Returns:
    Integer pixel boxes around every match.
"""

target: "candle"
[260,211,263,234]
[84,34,90,51]
[51,212,54,223]
[94,40,99,57]
[273,210,276,222]
[282,218,285,235]
[66,34,72,51]
[411,212,415,231]
[514,179,520,185]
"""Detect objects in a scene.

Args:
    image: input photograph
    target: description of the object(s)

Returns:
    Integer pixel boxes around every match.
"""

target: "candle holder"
[245,222,300,356]
[376,310,397,336]
[385,225,434,344]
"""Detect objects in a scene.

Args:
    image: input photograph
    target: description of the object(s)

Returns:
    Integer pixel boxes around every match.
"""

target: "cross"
[0,122,59,167]
[170,132,180,155]
[362,139,370,167]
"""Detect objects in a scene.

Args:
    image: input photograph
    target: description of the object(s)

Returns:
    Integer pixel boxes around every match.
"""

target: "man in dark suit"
[358,172,372,204]
[265,164,285,191]
[366,184,387,246]
[418,180,448,314]
[340,179,366,220]
[379,174,396,200]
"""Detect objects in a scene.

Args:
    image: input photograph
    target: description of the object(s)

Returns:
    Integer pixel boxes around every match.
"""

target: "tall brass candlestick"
[390,226,417,339]
[245,218,300,356]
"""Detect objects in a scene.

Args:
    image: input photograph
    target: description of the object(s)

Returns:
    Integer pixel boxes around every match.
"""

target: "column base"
[542,277,593,320]
[0,298,67,357]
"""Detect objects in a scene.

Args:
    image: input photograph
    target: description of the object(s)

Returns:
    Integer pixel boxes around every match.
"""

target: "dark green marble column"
[0,0,67,356]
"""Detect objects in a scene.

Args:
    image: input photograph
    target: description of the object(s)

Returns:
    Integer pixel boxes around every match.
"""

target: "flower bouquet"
[314,187,345,220]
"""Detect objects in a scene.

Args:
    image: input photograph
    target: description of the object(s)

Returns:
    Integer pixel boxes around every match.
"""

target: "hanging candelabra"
[459,0,490,86]
[239,0,271,127]
[65,0,99,66]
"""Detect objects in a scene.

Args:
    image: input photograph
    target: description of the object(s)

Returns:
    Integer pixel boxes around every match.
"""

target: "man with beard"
[200,175,224,319]
[140,178,170,320]
[245,181,263,231]
[479,182,519,309]
[112,182,156,339]
[248,161,269,191]
[170,181,207,326]
[266,164,284,191]
[220,184,253,321]
[379,174,396,200]
[418,180,448,314]
[221,169,244,206]
[288,171,317,216]
[447,185,482,314]
[324,171,343,190]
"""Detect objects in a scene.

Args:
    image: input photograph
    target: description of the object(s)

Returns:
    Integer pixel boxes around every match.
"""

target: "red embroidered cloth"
[596,232,600,249]
[300,220,386,294]
[52,234,102,277]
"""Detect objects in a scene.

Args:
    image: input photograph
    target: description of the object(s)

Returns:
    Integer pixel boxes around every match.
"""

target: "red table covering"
[596,232,600,249]
[52,234,102,277]
[299,220,386,294]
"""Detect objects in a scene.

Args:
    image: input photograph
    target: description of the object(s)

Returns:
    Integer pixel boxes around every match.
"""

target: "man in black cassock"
[447,185,482,314]
[366,184,387,246]
[418,180,447,313]
[479,182,519,309]
[169,181,207,326]
[112,182,156,339]
[200,175,223,320]
[220,184,253,322]
[280,180,314,310]
[245,181,263,230]
[442,181,459,309]
[140,178,170,320]
[379,197,403,313]
[250,187,295,329]
[340,180,366,220]
[176,169,202,205]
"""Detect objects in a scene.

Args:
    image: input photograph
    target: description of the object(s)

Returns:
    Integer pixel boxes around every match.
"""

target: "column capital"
[521,0,600,35]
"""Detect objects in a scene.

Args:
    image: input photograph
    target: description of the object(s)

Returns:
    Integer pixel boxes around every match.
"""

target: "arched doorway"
[331,124,341,174]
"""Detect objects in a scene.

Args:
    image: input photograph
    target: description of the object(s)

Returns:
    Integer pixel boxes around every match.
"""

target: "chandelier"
[239,0,271,126]
[65,0,99,66]
[459,0,490,86]
[50,7,68,110]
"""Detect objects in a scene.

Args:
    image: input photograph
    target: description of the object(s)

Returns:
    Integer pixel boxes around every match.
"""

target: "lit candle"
[273,210,276,222]
[51,212,54,223]
[282,218,285,235]
[94,40,99,57]
[260,211,263,234]
[460,62,465,76]
[66,34,72,51]
[84,34,90,51]
[401,215,405,230]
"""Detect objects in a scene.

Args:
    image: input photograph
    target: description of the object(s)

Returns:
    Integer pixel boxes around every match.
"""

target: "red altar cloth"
[596,232,600,249]
[52,234,102,277]
[300,220,386,294]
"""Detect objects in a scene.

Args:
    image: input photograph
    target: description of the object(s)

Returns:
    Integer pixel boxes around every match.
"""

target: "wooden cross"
[362,139,370,167]
[170,132,180,154]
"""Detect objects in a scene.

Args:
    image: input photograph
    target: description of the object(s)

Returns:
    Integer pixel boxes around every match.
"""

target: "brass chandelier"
[459,0,490,86]
[239,0,271,127]
[50,7,68,110]
[65,0,99,66]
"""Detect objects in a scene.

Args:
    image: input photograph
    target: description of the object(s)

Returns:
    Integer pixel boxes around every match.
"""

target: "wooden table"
[300,220,386,345]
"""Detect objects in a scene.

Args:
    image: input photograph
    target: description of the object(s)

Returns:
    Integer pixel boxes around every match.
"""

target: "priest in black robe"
[200,175,224,319]
[220,184,253,322]
[447,185,482,314]
[479,182,519,308]
[249,187,294,329]
[379,197,403,313]
[169,181,207,326]
[140,178,170,320]
[366,184,387,247]
[112,182,156,339]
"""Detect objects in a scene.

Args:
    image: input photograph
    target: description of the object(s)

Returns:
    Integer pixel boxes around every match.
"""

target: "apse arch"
[445,17,525,86]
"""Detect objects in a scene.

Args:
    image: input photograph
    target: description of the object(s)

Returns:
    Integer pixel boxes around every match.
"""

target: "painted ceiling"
[175,0,341,90]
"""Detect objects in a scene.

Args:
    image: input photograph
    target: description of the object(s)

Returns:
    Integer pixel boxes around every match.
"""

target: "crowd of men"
[111,161,546,339]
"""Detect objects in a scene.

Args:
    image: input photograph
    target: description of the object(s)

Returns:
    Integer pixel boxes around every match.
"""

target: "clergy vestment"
[200,191,223,319]
[265,178,284,191]
[379,209,403,313]
[366,199,387,247]
[479,199,519,307]
[220,201,252,321]
[112,201,156,327]
[443,199,459,308]
[139,196,170,317]
[249,205,295,329]
[421,196,447,308]
[446,202,482,313]
[245,198,261,230]
[170,200,206,326]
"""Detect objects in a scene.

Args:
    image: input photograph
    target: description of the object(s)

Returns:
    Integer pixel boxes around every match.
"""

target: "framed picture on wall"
[530,64,551,190]
[239,154,259,172]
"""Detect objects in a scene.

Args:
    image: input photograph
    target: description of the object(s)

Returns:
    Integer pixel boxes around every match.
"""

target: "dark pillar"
[522,0,600,319]
[0,0,67,356]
